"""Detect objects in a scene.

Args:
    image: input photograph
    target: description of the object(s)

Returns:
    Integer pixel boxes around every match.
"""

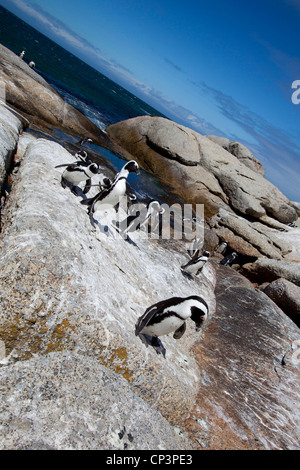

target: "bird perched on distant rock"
[135,295,209,355]
[81,160,139,226]
[181,250,210,276]
[220,251,238,266]
[55,160,100,195]
[77,137,93,147]
[215,240,228,255]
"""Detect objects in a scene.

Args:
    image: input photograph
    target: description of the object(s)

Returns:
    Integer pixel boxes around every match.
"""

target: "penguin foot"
[181,270,194,280]
[138,334,166,357]
[151,337,166,357]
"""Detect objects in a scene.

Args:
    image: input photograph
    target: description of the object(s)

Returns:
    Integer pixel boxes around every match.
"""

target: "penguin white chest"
[142,315,185,337]
[64,169,88,185]
[94,179,127,212]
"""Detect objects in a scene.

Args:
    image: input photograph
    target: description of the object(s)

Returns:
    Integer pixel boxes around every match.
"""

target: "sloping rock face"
[0,44,110,147]
[106,116,295,224]
[185,261,300,450]
[0,133,216,448]
[0,352,191,450]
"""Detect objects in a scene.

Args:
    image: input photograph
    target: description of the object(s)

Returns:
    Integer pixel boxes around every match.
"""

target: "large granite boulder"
[106,116,296,224]
[0,136,217,443]
[0,44,110,147]
[240,259,300,287]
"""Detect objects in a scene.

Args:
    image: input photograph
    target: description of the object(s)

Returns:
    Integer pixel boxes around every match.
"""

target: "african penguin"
[135,295,208,354]
[187,237,203,260]
[181,250,210,276]
[215,240,228,255]
[113,199,164,235]
[56,161,100,195]
[75,149,91,163]
[220,251,238,266]
[81,160,139,226]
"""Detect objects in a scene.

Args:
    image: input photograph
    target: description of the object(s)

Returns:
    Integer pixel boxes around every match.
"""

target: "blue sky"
[1,0,300,201]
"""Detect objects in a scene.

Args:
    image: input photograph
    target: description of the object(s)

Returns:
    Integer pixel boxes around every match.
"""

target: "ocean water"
[0,6,166,132]
[0,6,175,202]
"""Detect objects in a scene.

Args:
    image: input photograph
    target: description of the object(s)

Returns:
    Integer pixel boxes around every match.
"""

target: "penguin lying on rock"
[135,295,208,356]
[81,160,140,227]
[55,161,100,195]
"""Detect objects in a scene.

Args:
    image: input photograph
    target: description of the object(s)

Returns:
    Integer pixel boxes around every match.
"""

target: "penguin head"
[188,296,208,330]
[89,163,99,174]
[202,250,210,257]
[124,160,140,174]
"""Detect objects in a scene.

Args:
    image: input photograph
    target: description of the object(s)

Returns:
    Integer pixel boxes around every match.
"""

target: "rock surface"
[185,261,300,450]
[0,44,111,148]
[0,131,217,448]
[0,352,191,450]
[0,103,299,450]
[106,116,296,224]
[0,103,24,190]
[206,136,265,176]
[240,259,300,288]
[263,278,300,327]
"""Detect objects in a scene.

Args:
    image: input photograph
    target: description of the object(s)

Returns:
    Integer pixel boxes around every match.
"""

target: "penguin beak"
[195,316,206,331]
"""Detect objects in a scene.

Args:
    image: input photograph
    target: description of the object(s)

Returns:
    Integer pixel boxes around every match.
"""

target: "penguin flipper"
[173,322,186,340]
[55,163,78,168]
[135,306,161,336]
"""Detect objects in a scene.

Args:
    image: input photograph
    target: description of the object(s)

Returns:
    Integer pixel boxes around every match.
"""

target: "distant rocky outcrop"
[206,135,265,176]
[106,116,297,264]
[0,44,110,148]
[107,116,295,223]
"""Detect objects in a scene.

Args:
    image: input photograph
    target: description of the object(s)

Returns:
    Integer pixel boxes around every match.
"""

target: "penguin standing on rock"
[215,241,228,255]
[112,199,164,236]
[55,161,100,195]
[181,250,210,277]
[135,295,209,356]
[220,251,238,266]
[81,160,139,227]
